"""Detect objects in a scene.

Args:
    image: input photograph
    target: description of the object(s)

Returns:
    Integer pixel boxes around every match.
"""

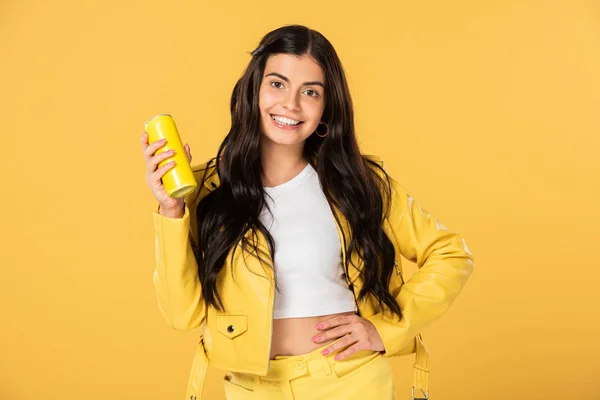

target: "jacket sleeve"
[151,165,209,331]
[366,173,475,356]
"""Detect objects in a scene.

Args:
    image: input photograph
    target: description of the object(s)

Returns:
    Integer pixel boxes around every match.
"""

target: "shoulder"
[191,157,218,178]
[361,154,411,214]
[361,153,405,190]
[362,154,388,183]
[185,157,220,208]
[362,154,385,169]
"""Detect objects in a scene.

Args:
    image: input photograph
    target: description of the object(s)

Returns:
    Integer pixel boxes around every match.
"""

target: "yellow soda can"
[144,114,197,198]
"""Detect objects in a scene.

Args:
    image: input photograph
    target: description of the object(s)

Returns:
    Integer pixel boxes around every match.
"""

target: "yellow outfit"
[223,336,395,399]
[151,155,475,400]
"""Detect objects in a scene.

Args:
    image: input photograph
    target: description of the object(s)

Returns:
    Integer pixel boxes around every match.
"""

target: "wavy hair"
[194,24,402,322]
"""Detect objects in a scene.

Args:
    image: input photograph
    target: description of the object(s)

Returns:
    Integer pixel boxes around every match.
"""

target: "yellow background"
[1,1,599,399]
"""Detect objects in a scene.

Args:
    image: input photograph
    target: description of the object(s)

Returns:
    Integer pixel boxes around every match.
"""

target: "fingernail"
[321,349,329,355]
[316,323,324,329]
[334,355,341,360]
[313,336,321,342]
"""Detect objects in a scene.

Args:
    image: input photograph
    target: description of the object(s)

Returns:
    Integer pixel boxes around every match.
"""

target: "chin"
[261,129,308,146]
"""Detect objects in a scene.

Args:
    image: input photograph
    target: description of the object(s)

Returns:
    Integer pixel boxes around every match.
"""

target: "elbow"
[460,236,475,277]
[170,320,196,331]
[171,314,205,331]
[156,301,199,331]
[446,234,475,277]
[152,272,205,331]
[170,302,206,331]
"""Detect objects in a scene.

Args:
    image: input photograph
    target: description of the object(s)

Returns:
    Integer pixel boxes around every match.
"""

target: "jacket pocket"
[206,311,256,370]
[216,313,248,339]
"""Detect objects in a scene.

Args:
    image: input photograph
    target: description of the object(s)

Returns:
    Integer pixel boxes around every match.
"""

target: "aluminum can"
[144,114,197,198]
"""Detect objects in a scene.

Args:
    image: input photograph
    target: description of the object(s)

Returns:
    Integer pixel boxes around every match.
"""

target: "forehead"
[264,53,325,83]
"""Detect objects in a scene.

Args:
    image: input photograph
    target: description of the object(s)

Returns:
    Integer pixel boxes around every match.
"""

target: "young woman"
[141,24,474,400]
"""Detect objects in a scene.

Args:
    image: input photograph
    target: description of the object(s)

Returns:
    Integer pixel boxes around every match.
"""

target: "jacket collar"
[202,158,221,192]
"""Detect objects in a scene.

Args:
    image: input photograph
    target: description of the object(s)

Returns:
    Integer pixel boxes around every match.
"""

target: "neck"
[260,139,308,188]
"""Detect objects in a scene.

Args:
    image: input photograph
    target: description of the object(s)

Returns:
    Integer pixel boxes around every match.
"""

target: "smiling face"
[258,53,326,149]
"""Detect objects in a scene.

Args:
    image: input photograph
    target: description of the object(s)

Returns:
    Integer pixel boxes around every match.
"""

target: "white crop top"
[259,162,358,319]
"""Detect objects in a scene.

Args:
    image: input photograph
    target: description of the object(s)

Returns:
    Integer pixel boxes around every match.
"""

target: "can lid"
[170,184,196,199]
[144,113,172,129]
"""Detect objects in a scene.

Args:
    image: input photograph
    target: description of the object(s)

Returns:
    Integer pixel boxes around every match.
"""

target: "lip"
[269,114,304,130]
[270,113,303,122]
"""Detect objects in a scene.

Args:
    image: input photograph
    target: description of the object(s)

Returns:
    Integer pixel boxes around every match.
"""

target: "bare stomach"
[269,310,357,360]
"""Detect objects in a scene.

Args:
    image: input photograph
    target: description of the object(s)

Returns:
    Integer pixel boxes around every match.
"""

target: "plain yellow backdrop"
[1,0,599,399]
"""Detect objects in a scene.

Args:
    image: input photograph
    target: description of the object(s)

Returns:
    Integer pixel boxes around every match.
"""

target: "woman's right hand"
[141,131,192,215]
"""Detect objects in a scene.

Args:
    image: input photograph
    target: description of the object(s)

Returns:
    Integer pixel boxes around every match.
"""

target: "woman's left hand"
[313,314,385,361]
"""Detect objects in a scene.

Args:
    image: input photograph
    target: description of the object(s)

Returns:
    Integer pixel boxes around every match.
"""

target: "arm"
[367,174,475,356]
[151,163,213,331]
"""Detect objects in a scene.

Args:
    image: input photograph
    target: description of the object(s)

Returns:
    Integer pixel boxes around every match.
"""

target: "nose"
[281,91,300,111]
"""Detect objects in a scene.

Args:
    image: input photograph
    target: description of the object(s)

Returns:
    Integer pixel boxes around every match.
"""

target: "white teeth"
[271,115,301,126]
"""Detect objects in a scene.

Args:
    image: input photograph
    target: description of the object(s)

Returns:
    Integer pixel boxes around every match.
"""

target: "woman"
[141,24,474,400]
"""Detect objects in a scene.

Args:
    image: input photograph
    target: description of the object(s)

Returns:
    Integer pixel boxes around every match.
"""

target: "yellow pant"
[222,337,396,399]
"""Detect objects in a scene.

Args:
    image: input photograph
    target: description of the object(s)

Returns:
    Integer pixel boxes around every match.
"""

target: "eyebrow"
[264,72,325,88]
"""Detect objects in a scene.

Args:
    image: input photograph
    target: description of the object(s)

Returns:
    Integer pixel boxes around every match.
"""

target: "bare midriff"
[269,310,357,359]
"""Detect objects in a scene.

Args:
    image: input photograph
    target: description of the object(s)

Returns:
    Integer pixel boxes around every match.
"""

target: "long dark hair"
[194,24,402,322]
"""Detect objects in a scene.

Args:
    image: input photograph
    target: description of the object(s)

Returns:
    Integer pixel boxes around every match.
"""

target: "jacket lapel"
[200,157,360,284]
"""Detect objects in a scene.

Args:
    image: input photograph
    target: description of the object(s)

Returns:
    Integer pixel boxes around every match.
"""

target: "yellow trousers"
[222,337,396,399]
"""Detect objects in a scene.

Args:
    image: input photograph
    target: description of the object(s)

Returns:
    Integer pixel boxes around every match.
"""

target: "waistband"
[185,333,430,400]
[230,336,381,385]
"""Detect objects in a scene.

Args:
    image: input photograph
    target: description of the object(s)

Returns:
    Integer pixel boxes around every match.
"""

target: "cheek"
[305,102,325,124]
[259,89,280,110]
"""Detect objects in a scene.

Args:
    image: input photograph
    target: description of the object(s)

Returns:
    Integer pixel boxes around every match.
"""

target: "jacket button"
[190,396,196,400]
[227,325,234,333]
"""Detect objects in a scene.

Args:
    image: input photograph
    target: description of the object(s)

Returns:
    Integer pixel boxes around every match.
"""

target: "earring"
[315,122,328,138]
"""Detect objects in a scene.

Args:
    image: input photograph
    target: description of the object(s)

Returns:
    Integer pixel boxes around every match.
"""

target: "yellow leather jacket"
[151,155,475,400]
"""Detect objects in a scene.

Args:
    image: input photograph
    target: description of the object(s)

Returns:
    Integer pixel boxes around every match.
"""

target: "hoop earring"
[315,122,328,138]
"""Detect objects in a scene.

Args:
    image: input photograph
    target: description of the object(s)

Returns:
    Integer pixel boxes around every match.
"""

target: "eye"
[270,81,320,98]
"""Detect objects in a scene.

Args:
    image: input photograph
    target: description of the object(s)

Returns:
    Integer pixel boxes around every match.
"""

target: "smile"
[270,114,305,130]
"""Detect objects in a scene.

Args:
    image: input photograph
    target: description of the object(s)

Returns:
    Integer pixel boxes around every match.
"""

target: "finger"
[140,132,150,159]
[140,131,148,147]
[331,341,364,361]
[316,315,355,331]
[320,334,356,357]
[151,160,176,183]
[143,138,168,163]
[148,149,175,173]
[184,143,192,162]
[313,325,352,344]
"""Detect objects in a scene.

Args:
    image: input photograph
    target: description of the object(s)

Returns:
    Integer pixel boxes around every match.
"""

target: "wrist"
[158,203,184,218]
